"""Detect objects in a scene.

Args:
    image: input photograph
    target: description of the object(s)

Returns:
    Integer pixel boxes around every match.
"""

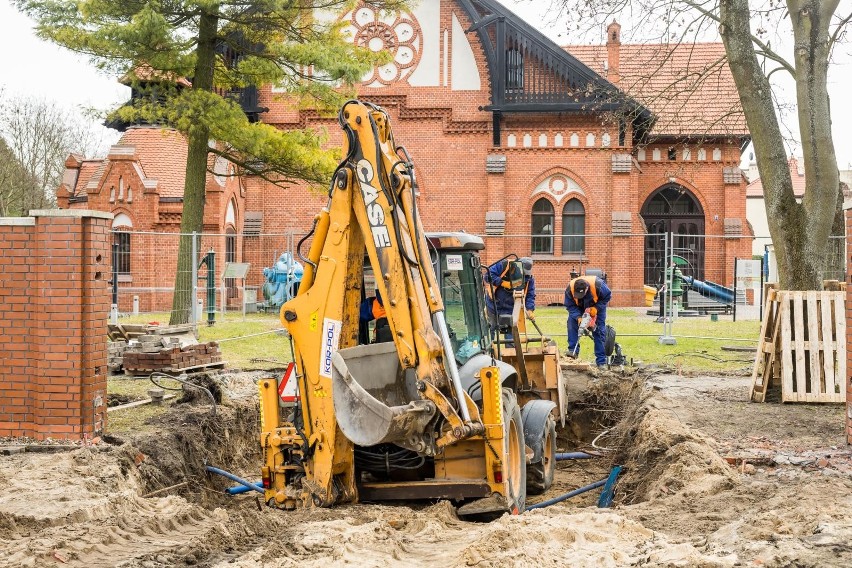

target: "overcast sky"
[1,0,851,168]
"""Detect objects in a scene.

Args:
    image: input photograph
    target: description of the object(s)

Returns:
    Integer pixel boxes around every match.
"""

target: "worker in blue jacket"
[565,275,612,366]
[485,257,536,336]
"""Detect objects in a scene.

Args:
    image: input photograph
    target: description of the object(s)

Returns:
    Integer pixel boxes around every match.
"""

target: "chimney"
[606,20,621,84]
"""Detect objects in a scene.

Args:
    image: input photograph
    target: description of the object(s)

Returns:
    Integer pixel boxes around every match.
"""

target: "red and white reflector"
[278,362,299,404]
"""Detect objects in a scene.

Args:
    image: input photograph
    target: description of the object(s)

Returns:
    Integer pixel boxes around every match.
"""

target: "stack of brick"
[123,339,222,373]
[108,340,127,372]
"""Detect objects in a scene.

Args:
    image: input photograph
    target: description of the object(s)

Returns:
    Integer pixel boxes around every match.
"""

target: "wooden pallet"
[124,360,226,377]
[750,289,782,402]
[750,290,846,403]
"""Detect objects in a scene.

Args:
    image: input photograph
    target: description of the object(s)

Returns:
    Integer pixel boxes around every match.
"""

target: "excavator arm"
[264,101,482,508]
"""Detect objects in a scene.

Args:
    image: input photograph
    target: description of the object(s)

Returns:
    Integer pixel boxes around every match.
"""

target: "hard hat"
[573,279,589,299]
[520,257,534,272]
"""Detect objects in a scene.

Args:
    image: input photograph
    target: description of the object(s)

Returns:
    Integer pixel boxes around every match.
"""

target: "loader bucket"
[331,343,435,449]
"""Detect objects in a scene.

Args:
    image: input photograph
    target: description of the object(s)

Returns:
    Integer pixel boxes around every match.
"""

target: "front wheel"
[526,415,556,494]
[501,389,527,514]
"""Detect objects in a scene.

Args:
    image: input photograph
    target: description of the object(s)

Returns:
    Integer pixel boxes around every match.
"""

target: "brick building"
[59,0,752,307]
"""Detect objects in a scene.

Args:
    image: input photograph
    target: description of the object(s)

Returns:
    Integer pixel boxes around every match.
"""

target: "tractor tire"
[501,389,527,514]
[526,414,556,495]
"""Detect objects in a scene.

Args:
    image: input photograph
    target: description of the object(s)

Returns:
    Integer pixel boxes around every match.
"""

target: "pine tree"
[16,0,398,322]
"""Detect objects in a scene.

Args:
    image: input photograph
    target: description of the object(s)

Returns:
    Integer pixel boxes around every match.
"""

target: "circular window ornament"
[549,175,569,196]
[343,4,423,86]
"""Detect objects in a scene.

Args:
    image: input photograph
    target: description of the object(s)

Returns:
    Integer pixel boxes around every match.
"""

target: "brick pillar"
[0,210,112,440]
[0,218,37,436]
[846,207,852,445]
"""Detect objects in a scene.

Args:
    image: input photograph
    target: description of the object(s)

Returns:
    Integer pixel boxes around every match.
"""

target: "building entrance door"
[641,184,705,285]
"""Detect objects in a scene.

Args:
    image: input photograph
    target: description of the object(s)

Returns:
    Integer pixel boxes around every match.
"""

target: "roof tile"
[566,42,747,138]
[118,128,189,198]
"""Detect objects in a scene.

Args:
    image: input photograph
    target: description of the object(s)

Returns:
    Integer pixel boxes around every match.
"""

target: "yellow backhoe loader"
[257,100,566,516]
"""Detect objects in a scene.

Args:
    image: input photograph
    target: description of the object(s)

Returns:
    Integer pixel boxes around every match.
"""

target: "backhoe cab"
[257,101,563,516]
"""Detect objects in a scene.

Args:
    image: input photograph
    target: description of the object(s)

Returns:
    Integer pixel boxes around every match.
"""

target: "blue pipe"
[525,479,607,511]
[226,482,264,495]
[555,452,594,460]
[205,465,264,494]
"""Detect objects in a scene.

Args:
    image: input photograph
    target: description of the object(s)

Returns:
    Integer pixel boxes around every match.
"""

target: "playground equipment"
[682,276,735,305]
[652,255,737,317]
[259,252,303,311]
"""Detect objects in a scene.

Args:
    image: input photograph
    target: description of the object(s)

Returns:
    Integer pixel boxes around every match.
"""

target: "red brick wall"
[0,210,112,440]
[846,208,852,445]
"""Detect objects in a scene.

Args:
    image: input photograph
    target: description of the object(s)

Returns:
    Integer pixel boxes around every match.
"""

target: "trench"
[73,368,732,566]
[124,369,683,511]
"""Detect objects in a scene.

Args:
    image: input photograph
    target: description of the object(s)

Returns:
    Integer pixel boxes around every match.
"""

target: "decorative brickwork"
[0,210,112,439]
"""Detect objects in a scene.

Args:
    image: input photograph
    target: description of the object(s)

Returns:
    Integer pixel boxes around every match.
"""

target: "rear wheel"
[527,415,556,494]
[501,389,526,514]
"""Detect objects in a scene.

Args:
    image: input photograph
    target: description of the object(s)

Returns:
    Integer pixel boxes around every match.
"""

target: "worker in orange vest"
[359,290,391,343]
[565,275,612,366]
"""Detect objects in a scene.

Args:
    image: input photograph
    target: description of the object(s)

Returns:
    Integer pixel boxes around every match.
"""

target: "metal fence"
[108,230,301,324]
[107,229,846,326]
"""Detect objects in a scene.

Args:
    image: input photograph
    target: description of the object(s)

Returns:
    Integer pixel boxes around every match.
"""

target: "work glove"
[500,280,513,289]
[585,307,598,317]
[576,317,583,324]
[526,309,535,321]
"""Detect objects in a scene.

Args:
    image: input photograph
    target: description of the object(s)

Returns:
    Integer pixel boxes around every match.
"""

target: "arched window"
[111,213,133,276]
[561,199,585,254]
[225,226,237,298]
[531,198,554,254]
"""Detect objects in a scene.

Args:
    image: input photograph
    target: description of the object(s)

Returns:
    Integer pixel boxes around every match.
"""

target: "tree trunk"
[720,0,839,290]
[788,0,841,288]
[824,182,846,280]
[170,9,219,325]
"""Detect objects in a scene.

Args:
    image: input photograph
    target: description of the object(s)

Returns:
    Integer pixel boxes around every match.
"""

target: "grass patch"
[107,403,172,435]
[531,307,760,372]
[115,306,761,375]
[109,375,183,400]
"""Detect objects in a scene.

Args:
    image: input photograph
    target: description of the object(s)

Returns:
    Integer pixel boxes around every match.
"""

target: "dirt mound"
[610,388,738,504]
[128,399,261,501]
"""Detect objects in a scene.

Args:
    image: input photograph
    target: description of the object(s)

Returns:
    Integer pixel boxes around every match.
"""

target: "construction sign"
[278,362,299,405]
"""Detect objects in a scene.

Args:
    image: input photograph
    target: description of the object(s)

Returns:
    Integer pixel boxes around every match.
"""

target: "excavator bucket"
[331,343,436,450]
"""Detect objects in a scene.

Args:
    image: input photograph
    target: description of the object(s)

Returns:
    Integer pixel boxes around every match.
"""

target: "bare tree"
[0,93,110,216]
[551,0,850,289]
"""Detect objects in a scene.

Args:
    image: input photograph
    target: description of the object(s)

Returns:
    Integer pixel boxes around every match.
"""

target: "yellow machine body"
[258,101,561,514]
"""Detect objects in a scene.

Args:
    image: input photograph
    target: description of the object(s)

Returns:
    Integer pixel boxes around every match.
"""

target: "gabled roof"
[746,156,805,198]
[72,160,107,198]
[66,127,189,199]
[566,42,747,138]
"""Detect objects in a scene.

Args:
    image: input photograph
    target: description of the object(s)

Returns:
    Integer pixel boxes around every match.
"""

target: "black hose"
[296,215,319,272]
[149,372,217,415]
[354,445,425,475]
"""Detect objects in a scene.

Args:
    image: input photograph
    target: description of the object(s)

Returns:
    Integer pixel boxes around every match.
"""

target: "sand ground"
[0,369,849,567]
